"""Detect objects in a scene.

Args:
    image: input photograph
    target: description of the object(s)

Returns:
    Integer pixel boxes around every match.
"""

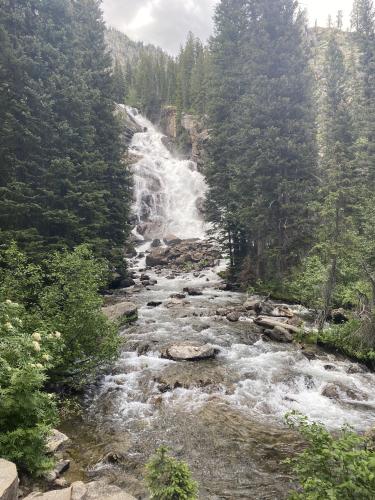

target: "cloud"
[102,0,218,54]
[102,0,354,55]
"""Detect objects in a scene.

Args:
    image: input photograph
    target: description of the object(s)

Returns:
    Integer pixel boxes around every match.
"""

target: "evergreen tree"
[206,0,317,284]
[0,0,131,273]
[112,60,127,102]
[316,34,355,328]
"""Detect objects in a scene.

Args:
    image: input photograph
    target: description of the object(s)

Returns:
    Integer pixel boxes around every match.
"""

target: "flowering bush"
[0,301,63,475]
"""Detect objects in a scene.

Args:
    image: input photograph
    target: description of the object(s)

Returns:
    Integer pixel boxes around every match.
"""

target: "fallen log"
[254,316,301,334]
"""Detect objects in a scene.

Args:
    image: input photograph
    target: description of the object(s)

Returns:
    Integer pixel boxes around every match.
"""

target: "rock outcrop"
[0,459,18,500]
[102,302,138,324]
[25,480,136,500]
[145,239,220,270]
[115,105,143,146]
[46,430,70,454]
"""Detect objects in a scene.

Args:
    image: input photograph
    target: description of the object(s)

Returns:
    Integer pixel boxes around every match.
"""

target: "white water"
[126,107,207,240]
[80,109,375,497]
[92,109,375,433]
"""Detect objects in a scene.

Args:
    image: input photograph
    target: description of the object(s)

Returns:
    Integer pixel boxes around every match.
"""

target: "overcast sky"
[102,0,354,55]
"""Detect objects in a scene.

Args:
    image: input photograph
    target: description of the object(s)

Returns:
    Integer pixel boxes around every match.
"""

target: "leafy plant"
[145,446,198,500]
[0,301,62,475]
[41,246,120,385]
[284,411,375,499]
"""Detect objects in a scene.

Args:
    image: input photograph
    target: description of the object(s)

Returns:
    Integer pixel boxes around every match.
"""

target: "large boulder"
[25,480,137,500]
[102,302,138,324]
[0,459,18,500]
[145,247,170,267]
[73,481,137,500]
[263,327,293,343]
[183,287,203,296]
[24,489,72,500]
[46,429,70,454]
[164,344,217,361]
[163,234,182,246]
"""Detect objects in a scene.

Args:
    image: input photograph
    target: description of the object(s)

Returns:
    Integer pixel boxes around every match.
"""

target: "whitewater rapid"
[62,110,375,499]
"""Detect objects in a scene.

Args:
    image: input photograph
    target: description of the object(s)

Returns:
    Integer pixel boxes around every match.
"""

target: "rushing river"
[62,110,375,499]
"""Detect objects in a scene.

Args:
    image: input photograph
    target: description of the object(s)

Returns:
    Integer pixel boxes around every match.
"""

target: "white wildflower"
[42,353,51,361]
[5,299,12,305]
[4,322,14,331]
[54,331,62,339]
[32,341,41,352]
[36,363,43,369]
[32,332,42,342]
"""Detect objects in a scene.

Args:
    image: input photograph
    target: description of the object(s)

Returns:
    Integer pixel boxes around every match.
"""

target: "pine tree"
[206,0,317,284]
[316,34,355,328]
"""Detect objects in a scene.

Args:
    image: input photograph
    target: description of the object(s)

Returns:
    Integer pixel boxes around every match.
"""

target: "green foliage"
[206,0,317,281]
[284,412,375,499]
[0,0,131,272]
[145,446,198,500]
[41,246,120,384]
[0,301,62,475]
[318,320,375,364]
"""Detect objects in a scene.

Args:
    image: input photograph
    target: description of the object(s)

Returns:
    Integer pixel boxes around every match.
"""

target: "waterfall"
[126,107,207,240]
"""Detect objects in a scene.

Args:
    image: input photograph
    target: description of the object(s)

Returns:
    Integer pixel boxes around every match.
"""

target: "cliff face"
[160,106,209,170]
[115,104,143,146]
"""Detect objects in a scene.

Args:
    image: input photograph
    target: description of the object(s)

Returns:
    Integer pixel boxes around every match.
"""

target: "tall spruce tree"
[316,34,355,328]
[206,0,317,284]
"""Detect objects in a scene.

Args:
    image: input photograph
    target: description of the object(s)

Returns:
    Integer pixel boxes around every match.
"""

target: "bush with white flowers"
[0,301,63,475]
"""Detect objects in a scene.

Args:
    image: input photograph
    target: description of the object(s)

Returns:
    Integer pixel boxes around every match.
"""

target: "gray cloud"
[101,0,218,54]
[101,0,354,55]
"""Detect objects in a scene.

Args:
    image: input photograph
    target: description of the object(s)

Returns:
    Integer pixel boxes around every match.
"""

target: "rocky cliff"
[160,106,209,170]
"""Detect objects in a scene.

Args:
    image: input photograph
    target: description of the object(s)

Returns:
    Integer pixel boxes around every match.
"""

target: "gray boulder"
[164,344,217,361]
[102,302,138,324]
[0,459,18,500]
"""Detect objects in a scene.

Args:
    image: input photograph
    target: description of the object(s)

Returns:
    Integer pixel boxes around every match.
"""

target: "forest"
[1,0,375,499]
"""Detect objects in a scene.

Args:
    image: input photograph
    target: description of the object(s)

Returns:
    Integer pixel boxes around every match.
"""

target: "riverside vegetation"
[2,0,375,499]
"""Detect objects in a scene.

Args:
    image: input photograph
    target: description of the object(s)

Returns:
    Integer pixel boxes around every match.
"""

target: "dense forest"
[2,0,375,499]
[108,0,375,362]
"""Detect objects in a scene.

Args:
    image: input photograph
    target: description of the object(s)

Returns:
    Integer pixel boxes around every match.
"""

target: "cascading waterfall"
[126,107,207,240]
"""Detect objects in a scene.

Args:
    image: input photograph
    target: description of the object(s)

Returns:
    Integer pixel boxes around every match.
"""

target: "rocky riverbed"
[57,239,375,500]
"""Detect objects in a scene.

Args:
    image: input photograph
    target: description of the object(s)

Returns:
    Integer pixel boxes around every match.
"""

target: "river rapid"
[62,110,375,499]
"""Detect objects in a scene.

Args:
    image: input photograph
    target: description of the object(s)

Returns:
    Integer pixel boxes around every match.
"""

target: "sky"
[102,0,354,55]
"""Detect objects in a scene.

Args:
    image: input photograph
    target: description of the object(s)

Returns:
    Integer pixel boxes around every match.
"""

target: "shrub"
[318,320,375,365]
[0,301,62,475]
[284,412,375,499]
[40,246,120,385]
[145,446,198,500]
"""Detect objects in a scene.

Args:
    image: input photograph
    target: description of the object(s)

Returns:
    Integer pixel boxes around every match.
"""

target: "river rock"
[119,277,136,288]
[322,382,368,401]
[243,299,262,313]
[24,489,72,499]
[46,429,70,454]
[170,293,186,299]
[164,344,217,361]
[102,302,138,323]
[226,311,241,322]
[145,247,170,266]
[331,308,349,324]
[78,481,136,500]
[263,327,293,343]
[183,287,203,296]
[151,238,162,248]
[163,234,181,245]
[147,301,162,307]
[0,459,18,500]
